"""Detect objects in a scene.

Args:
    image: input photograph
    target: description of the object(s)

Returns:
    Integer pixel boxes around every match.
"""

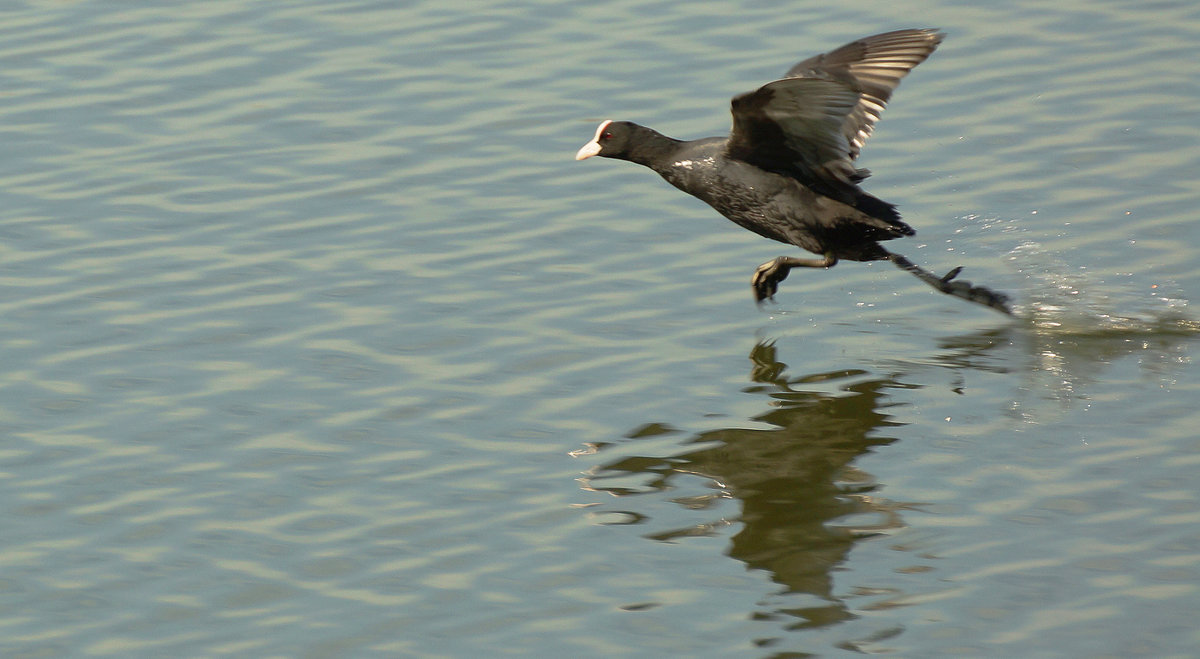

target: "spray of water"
[1006,241,1200,336]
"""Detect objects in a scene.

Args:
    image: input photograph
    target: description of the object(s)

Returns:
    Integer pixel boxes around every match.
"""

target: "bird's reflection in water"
[578,319,1197,641]
[580,341,914,629]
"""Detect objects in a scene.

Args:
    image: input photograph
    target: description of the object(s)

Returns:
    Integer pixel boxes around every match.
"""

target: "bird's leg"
[886,252,1013,315]
[752,253,837,302]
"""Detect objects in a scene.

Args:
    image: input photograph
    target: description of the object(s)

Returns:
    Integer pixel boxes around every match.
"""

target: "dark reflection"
[581,341,911,630]
[579,322,1196,642]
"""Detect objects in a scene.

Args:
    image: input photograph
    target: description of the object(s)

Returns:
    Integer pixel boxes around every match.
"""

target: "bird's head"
[575,120,638,161]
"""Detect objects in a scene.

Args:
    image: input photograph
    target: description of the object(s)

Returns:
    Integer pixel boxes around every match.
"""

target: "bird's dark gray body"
[646,138,900,262]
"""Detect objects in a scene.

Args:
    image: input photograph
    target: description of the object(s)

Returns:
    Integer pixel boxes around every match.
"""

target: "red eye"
[602,132,614,140]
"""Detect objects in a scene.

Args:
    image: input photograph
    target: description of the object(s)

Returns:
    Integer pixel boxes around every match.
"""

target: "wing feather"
[727,29,944,187]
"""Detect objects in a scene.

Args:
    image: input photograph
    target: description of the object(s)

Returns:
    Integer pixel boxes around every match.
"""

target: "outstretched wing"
[727,29,944,186]
[786,28,945,161]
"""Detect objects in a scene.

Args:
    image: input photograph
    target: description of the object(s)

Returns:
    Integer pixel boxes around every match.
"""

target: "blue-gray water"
[2,1,1199,657]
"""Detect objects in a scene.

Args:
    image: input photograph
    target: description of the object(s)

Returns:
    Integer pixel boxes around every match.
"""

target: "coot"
[576,29,1012,315]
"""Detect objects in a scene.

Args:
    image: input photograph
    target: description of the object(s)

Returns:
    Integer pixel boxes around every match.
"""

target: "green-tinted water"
[1,1,1198,657]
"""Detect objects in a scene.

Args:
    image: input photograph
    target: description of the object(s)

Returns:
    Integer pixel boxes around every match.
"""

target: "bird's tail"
[884,251,1013,315]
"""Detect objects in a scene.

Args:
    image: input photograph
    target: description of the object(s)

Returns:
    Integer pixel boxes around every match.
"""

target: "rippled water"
[2,0,1199,657]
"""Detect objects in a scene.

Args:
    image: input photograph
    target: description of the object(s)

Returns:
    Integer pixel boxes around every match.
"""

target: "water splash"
[1006,241,1200,336]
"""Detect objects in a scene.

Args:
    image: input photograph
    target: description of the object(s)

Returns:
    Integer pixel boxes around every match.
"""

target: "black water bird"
[575,29,1012,314]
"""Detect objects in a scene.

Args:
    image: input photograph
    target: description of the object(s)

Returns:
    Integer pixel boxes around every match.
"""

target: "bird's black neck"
[616,124,685,171]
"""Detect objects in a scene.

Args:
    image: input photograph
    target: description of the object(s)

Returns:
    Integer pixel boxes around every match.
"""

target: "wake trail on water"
[1005,241,1200,336]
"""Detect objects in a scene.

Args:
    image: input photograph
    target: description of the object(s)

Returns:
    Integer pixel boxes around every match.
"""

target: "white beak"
[574,120,612,160]
[575,141,601,160]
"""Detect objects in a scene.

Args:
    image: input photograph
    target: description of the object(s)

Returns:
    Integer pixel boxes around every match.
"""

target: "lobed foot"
[937,265,1013,315]
[751,258,791,302]
[751,254,837,302]
[887,253,1014,315]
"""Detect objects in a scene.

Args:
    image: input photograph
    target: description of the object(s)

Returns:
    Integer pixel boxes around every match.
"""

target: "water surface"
[1,0,1199,657]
